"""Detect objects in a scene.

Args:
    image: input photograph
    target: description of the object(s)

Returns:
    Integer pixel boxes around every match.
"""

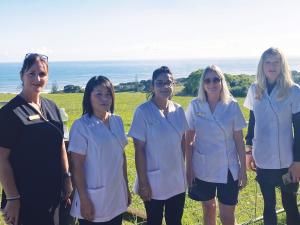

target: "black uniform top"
[245,83,300,161]
[0,95,63,208]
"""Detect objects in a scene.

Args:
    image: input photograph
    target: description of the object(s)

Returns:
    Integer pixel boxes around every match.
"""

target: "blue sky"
[0,0,299,62]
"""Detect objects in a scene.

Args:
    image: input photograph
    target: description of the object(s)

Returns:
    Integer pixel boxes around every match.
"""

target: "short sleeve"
[0,108,21,149]
[128,108,147,142]
[233,102,247,131]
[68,119,88,155]
[292,85,300,114]
[244,84,255,110]
[185,101,196,130]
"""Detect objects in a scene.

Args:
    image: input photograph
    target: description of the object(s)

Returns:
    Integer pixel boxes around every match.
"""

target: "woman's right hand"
[2,200,20,225]
[186,166,195,188]
[138,183,152,202]
[246,154,257,171]
[80,196,95,221]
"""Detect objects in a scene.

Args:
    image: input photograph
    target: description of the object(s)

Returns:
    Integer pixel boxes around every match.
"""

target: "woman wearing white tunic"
[244,47,300,225]
[68,76,130,225]
[186,65,247,225]
[129,66,188,225]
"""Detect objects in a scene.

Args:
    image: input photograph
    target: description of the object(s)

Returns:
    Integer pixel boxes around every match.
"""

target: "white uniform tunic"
[128,100,189,200]
[68,114,128,222]
[244,83,300,169]
[186,98,246,183]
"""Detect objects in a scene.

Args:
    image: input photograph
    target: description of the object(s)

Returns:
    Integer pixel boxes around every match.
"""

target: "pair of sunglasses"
[25,53,48,62]
[204,77,221,84]
[154,80,174,88]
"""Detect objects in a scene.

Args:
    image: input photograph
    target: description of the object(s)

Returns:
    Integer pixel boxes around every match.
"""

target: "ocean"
[1,58,300,93]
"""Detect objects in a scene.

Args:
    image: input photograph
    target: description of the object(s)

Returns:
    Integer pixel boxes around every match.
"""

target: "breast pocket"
[146,119,162,140]
[253,98,269,115]
[194,115,211,133]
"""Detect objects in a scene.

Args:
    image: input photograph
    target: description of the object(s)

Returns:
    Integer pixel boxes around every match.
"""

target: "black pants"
[256,168,300,225]
[19,203,57,225]
[144,192,185,225]
[79,214,122,225]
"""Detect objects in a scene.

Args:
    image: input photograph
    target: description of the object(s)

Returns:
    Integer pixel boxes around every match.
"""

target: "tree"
[63,85,83,93]
[51,81,59,93]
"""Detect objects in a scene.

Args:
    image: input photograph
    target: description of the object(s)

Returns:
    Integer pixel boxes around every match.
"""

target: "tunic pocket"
[192,151,206,180]
[147,169,161,190]
[71,187,107,220]
[133,170,161,196]
[87,187,107,218]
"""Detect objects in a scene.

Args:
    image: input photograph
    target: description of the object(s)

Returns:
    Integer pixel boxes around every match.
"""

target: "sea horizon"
[1,58,300,93]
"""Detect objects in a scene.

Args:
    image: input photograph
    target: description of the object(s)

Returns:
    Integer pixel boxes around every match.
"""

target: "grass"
[0,92,297,225]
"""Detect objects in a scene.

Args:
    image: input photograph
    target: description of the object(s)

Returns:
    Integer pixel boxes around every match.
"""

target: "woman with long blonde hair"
[244,47,300,225]
[186,65,247,225]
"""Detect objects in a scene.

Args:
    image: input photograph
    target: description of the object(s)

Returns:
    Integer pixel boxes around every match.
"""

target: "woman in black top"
[0,53,72,225]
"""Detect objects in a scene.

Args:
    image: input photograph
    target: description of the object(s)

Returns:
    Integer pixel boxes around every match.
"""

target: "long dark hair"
[82,76,115,116]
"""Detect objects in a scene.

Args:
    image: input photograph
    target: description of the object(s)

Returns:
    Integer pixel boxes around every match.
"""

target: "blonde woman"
[186,65,247,225]
[244,47,300,225]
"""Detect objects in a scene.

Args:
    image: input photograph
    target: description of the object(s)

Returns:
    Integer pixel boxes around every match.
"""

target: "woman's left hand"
[289,162,300,183]
[238,170,248,190]
[62,177,73,203]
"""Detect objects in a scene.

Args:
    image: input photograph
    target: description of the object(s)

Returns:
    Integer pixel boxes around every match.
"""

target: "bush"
[181,69,255,97]
[63,85,84,93]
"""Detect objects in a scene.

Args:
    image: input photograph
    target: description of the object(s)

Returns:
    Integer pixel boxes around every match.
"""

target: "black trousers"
[144,192,185,225]
[78,214,122,225]
[19,203,57,225]
[256,168,300,225]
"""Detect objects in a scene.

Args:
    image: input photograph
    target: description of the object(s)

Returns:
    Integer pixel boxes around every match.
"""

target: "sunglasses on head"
[25,53,48,62]
[204,77,221,84]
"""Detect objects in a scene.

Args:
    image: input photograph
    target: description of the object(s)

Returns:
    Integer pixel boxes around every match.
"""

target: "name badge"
[197,111,205,117]
[28,114,40,121]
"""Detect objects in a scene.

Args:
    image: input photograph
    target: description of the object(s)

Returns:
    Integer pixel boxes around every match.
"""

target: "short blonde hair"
[198,65,231,104]
[256,47,294,100]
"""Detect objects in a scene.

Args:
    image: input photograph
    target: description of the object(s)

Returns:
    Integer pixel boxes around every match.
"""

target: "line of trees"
[51,70,300,96]
[180,69,255,97]
[181,70,300,97]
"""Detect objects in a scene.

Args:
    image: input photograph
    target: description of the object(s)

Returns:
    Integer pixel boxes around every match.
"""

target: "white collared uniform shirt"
[186,98,246,183]
[244,83,300,169]
[128,100,189,200]
[68,114,128,222]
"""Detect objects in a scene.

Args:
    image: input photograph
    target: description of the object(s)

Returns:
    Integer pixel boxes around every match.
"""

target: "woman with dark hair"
[69,76,130,225]
[0,53,72,225]
[129,66,188,225]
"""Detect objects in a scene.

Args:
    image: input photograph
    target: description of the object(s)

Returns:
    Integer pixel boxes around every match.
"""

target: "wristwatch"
[63,172,72,178]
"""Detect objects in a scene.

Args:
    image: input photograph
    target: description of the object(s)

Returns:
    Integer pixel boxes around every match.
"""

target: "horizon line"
[1,55,300,64]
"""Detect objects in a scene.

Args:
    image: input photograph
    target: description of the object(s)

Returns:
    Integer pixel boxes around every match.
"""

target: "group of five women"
[0,47,300,225]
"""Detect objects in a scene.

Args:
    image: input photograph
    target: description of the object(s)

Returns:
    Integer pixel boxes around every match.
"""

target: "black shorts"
[188,171,239,206]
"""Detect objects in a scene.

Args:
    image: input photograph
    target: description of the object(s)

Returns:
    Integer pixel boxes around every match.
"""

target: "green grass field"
[0,92,294,225]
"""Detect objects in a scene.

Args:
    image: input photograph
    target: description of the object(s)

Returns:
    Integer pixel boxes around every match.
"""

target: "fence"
[124,143,299,225]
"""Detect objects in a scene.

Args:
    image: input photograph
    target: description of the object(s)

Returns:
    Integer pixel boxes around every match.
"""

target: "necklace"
[152,98,169,111]
[152,99,169,117]
[19,93,42,113]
